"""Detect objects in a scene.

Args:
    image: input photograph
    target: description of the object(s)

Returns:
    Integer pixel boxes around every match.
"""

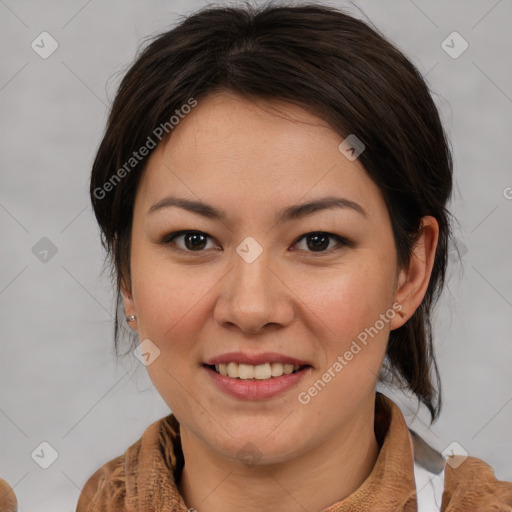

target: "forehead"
[162,91,340,171]
[135,92,384,221]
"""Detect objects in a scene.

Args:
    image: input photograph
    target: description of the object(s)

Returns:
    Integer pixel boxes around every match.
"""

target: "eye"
[292,232,352,253]
[159,230,352,254]
[160,231,219,252]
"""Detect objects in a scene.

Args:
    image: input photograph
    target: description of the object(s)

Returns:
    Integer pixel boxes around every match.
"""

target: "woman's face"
[123,91,408,464]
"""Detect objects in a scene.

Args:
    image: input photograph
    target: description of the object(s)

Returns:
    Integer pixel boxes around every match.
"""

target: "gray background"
[1,0,511,510]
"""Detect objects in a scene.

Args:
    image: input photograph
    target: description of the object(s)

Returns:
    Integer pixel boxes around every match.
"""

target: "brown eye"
[160,230,352,255]
[293,232,351,253]
[161,231,217,252]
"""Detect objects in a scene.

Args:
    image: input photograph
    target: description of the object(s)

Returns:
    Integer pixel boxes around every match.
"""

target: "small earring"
[398,310,406,319]
[126,314,137,322]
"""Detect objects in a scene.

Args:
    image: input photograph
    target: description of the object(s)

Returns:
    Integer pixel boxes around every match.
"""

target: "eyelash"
[159,230,354,255]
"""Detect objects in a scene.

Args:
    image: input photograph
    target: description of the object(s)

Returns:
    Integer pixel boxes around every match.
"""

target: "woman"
[72,2,512,511]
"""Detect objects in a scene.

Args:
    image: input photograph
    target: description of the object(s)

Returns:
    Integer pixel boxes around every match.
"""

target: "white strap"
[410,428,446,512]
[414,460,445,512]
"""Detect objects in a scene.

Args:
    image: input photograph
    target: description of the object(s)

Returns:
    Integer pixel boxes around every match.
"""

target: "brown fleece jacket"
[0,393,484,511]
[72,392,512,512]
[0,478,17,512]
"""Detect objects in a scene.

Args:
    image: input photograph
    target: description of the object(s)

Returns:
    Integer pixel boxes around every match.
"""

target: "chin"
[207,421,308,467]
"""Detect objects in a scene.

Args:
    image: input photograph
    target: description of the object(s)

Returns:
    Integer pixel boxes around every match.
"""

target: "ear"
[390,216,439,330]
[121,277,137,331]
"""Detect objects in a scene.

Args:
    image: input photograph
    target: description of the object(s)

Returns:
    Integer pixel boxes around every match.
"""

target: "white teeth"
[213,362,303,380]
[226,362,238,378]
[238,364,255,379]
[254,363,272,380]
[271,362,283,377]
[283,364,294,375]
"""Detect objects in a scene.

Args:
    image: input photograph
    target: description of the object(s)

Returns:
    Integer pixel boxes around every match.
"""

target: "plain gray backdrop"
[1,0,511,510]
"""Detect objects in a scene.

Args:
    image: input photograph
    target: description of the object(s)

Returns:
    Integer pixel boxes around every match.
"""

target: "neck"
[178,397,380,512]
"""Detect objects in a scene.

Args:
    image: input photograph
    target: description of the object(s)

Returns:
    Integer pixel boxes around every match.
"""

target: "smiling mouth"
[204,362,310,380]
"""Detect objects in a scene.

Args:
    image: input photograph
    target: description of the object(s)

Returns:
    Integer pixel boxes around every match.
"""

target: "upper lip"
[204,352,312,367]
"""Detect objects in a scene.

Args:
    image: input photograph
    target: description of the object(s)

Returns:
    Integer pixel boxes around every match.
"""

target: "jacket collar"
[322,391,418,511]
[127,391,419,511]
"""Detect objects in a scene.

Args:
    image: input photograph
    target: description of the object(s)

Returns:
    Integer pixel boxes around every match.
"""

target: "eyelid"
[292,232,354,253]
[159,230,220,252]
[159,230,354,254]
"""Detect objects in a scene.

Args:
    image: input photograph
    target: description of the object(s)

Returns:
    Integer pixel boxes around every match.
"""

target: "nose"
[213,248,295,335]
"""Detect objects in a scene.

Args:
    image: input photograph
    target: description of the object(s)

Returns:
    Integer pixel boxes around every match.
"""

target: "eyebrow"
[147,195,367,222]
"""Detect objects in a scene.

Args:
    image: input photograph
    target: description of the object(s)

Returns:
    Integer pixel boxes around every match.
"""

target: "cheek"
[295,262,394,413]
[130,259,215,412]
[130,244,213,339]
[298,255,396,347]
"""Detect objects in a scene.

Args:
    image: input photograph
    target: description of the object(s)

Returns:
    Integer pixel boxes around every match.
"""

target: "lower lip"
[203,365,310,400]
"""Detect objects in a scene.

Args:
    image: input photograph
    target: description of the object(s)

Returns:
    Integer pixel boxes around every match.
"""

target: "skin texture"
[121,91,439,512]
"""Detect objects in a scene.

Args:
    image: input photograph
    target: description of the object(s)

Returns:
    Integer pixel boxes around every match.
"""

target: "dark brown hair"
[90,1,453,422]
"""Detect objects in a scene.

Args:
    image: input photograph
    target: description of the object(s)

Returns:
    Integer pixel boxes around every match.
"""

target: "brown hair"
[90,1,454,422]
